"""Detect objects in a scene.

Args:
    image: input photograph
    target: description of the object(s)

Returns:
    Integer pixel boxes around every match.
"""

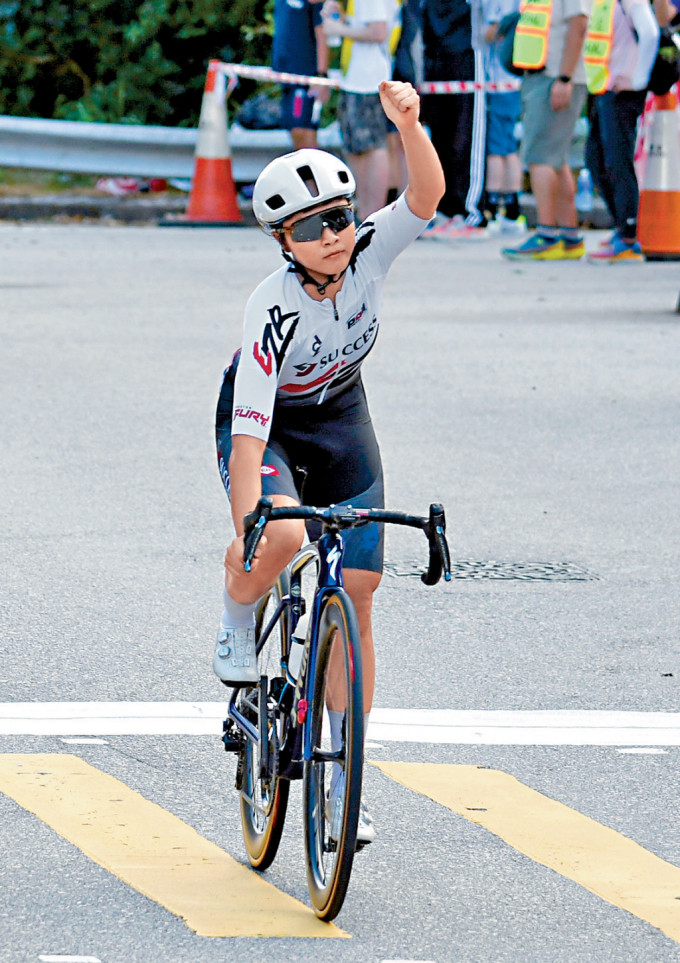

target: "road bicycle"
[221,496,451,921]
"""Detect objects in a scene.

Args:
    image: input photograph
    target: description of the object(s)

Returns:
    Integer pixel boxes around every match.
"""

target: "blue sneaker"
[588,236,643,263]
[502,233,564,260]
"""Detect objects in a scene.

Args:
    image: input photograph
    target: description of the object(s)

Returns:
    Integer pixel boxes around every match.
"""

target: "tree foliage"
[0,0,272,124]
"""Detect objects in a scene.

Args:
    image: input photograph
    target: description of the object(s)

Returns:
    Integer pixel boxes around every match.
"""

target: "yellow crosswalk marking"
[0,754,347,939]
[374,762,680,945]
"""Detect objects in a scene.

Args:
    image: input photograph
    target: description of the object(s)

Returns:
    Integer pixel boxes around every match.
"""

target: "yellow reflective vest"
[584,0,616,92]
[513,0,553,70]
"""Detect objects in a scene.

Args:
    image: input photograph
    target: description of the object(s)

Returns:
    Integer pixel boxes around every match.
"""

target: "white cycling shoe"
[326,794,376,846]
[213,625,257,685]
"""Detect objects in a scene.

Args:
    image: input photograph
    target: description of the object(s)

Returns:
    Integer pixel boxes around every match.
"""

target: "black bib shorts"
[216,360,385,574]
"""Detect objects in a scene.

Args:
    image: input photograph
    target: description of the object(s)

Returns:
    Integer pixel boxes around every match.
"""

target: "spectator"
[585,0,659,262]
[482,0,526,234]
[273,0,330,150]
[420,0,488,239]
[501,0,592,260]
[323,0,401,219]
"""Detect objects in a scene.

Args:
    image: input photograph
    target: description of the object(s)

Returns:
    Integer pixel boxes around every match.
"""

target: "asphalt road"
[1,221,679,963]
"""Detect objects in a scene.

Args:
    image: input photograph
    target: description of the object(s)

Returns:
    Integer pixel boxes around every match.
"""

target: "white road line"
[59,738,109,746]
[617,747,667,755]
[39,956,101,963]
[1,704,680,745]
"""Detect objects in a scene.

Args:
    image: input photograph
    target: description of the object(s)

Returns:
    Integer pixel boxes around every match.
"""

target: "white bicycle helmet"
[252,148,356,235]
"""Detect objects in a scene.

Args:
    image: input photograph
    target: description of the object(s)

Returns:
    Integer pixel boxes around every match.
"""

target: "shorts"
[486,91,521,156]
[338,91,389,154]
[280,85,319,131]
[520,73,587,169]
[216,367,385,573]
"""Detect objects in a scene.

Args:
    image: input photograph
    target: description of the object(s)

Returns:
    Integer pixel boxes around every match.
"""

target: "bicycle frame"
[226,529,347,772]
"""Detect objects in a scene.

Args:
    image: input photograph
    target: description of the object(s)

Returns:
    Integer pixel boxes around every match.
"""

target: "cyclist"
[214,79,445,842]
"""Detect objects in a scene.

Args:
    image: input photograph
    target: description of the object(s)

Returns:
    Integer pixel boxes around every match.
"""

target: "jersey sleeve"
[354,191,431,279]
[231,273,300,442]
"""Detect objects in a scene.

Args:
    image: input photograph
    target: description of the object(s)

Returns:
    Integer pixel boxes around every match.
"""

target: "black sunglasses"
[283,205,354,242]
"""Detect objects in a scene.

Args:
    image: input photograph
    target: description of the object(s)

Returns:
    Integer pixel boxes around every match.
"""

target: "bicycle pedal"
[222,719,241,753]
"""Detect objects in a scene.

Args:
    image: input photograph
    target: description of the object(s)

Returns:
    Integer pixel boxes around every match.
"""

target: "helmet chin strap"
[281,249,347,296]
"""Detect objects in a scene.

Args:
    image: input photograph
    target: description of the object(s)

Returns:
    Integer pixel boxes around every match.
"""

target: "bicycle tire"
[303,590,364,921]
[239,574,291,870]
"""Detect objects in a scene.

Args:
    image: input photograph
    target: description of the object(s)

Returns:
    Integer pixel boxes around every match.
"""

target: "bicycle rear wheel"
[303,590,364,921]
[239,574,291,870]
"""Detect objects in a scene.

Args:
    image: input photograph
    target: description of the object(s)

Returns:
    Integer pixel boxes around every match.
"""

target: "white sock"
[220,586,256,629]
[327,710,371,798]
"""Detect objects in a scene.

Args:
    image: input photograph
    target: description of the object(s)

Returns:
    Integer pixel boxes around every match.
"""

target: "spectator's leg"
[529,163,559,226]
[585,95,617,224]
[291,128,318,150]
[555,164,578,228]
[600,90,647,240]
[348,148,389,219]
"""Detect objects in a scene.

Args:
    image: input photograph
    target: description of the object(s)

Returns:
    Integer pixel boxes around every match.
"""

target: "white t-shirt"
[231,193,429,442]
[608,0,659,90]
[482,0,522,85]
[343,0,400,93]
[545,0,593,82]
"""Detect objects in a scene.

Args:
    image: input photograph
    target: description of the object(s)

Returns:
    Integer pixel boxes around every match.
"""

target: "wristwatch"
[558,74,572,83]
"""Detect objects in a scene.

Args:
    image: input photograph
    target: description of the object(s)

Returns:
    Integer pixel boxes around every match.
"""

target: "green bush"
[0,0,273,125]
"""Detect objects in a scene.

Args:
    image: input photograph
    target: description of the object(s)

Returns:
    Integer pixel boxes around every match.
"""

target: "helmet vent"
[337,170,350,184]
[296,165,320,197]
[265,193,286,211]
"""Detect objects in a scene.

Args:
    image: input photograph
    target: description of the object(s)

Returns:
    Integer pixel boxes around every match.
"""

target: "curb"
[0,192,612,229]
[0,193,257,225]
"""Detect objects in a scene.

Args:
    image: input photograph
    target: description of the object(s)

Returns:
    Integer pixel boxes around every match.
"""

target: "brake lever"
[421,503,452,585]
[242,496,273,573]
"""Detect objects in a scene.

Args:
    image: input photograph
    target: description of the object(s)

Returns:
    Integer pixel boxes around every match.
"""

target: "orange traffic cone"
[638,89,680,260]
[184,60,243,225]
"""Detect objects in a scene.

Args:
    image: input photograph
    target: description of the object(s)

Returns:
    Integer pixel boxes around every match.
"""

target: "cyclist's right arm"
[228,434,266,537]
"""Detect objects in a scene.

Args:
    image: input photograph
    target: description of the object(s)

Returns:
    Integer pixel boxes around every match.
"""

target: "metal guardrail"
[0,114,342,182]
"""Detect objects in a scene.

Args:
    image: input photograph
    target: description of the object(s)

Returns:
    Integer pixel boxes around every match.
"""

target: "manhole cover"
[384,559,598,581]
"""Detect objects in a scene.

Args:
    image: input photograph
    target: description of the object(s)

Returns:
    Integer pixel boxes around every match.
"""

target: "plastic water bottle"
[288,612,309,679]
[292,87,305,121]
[575,168,594,213]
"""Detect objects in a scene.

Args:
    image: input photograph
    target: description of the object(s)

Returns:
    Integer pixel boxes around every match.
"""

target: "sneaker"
[598,229,620,248]
[213,625,257,685]
[501,215,528,236]
[419,212,454,239]
[588,237,643,264]
[357,800,376,845]
[487,214,528,237]
[420,213,465,241]
[501,233,564,260]
[485,216,505,236]
[325,794,376,846]
[561,237,586,260]
[448,222,488,241]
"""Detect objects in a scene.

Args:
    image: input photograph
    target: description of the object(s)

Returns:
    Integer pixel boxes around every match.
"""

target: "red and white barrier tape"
[419,79,521,93]
[220,63,338,89]
[219,62,521,94]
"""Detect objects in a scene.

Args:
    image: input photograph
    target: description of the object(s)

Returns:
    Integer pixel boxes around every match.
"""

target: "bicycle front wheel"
[303,590,364,921]
[239,574,291,870]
